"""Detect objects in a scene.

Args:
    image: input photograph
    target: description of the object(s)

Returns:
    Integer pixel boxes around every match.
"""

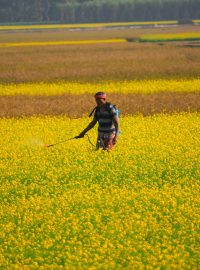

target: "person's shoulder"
[109,103,116,111]
[107,103,116,115]
[106,102,115,109]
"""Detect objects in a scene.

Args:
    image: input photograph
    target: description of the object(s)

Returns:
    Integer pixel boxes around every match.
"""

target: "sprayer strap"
[89,107,97,118]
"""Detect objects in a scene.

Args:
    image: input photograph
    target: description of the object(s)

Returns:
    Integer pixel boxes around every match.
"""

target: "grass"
[0,113,199,269]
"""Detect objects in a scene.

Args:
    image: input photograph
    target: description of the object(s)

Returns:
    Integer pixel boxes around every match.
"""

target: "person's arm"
[76,118,97,138]
[113,115,119,143]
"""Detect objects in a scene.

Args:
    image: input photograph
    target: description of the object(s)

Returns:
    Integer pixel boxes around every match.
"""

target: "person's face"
[95,98,106,106]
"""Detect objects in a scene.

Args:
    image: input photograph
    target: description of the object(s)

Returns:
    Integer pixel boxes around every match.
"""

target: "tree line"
[0,0,199,24]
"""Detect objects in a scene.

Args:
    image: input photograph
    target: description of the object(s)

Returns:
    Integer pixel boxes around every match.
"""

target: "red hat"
[95,92,106,99]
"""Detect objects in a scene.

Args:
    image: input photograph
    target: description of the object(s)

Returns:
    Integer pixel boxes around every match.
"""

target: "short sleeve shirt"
[94,103,117,133]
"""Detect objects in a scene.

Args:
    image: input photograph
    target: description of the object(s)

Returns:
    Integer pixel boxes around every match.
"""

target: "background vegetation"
[0,0,200,24]
[1,26,200,84]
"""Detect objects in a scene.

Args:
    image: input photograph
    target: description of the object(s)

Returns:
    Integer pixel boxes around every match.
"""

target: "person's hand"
[113,136,118,144]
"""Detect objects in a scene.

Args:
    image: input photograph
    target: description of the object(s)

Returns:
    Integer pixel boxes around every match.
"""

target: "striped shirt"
[94,103,117,133]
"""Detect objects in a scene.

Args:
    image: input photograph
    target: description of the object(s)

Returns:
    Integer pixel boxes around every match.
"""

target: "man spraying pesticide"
[76,92,120,150]
[45,92,120,150]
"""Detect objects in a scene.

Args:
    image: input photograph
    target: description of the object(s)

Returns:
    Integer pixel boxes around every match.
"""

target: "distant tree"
[0,0,200,24]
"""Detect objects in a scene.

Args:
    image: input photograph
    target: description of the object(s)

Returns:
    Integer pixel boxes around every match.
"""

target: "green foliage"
[0,0,200,23]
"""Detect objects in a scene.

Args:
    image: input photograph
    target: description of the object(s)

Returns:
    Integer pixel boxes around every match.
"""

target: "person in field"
[76,92,119,150]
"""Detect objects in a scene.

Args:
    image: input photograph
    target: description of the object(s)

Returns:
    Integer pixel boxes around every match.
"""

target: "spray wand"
[45,134,94,148]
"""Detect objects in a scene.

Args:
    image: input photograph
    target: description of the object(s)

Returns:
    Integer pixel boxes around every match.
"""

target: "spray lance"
[45,134,94,148]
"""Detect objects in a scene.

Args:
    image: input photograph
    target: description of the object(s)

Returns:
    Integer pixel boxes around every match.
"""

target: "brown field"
[0,25,200,83]
[0,93,199,118]
[0,42,200,83]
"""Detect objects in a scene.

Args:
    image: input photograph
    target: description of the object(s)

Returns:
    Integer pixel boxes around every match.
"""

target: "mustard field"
[0,113,199,269]
[193,20,200,24]
[139,32,200,42]
[1,32,200,48]
[0,39,126,48]
[0,20,178,31]
[1,79,200,96]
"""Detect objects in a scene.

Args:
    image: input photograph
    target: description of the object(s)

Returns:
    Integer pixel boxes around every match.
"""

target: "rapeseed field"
[1,32,200,48]
[0,20,178,31]
[0,113,199,269]
[139,32,200,42]
[0,18,199,269]
[1,79,200,96]
[0,39,126,48]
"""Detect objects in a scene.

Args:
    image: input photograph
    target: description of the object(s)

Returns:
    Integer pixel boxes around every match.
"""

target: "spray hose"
[85,134,95,147]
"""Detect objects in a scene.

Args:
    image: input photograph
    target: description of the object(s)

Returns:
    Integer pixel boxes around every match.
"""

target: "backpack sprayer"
[116,107,121,135]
